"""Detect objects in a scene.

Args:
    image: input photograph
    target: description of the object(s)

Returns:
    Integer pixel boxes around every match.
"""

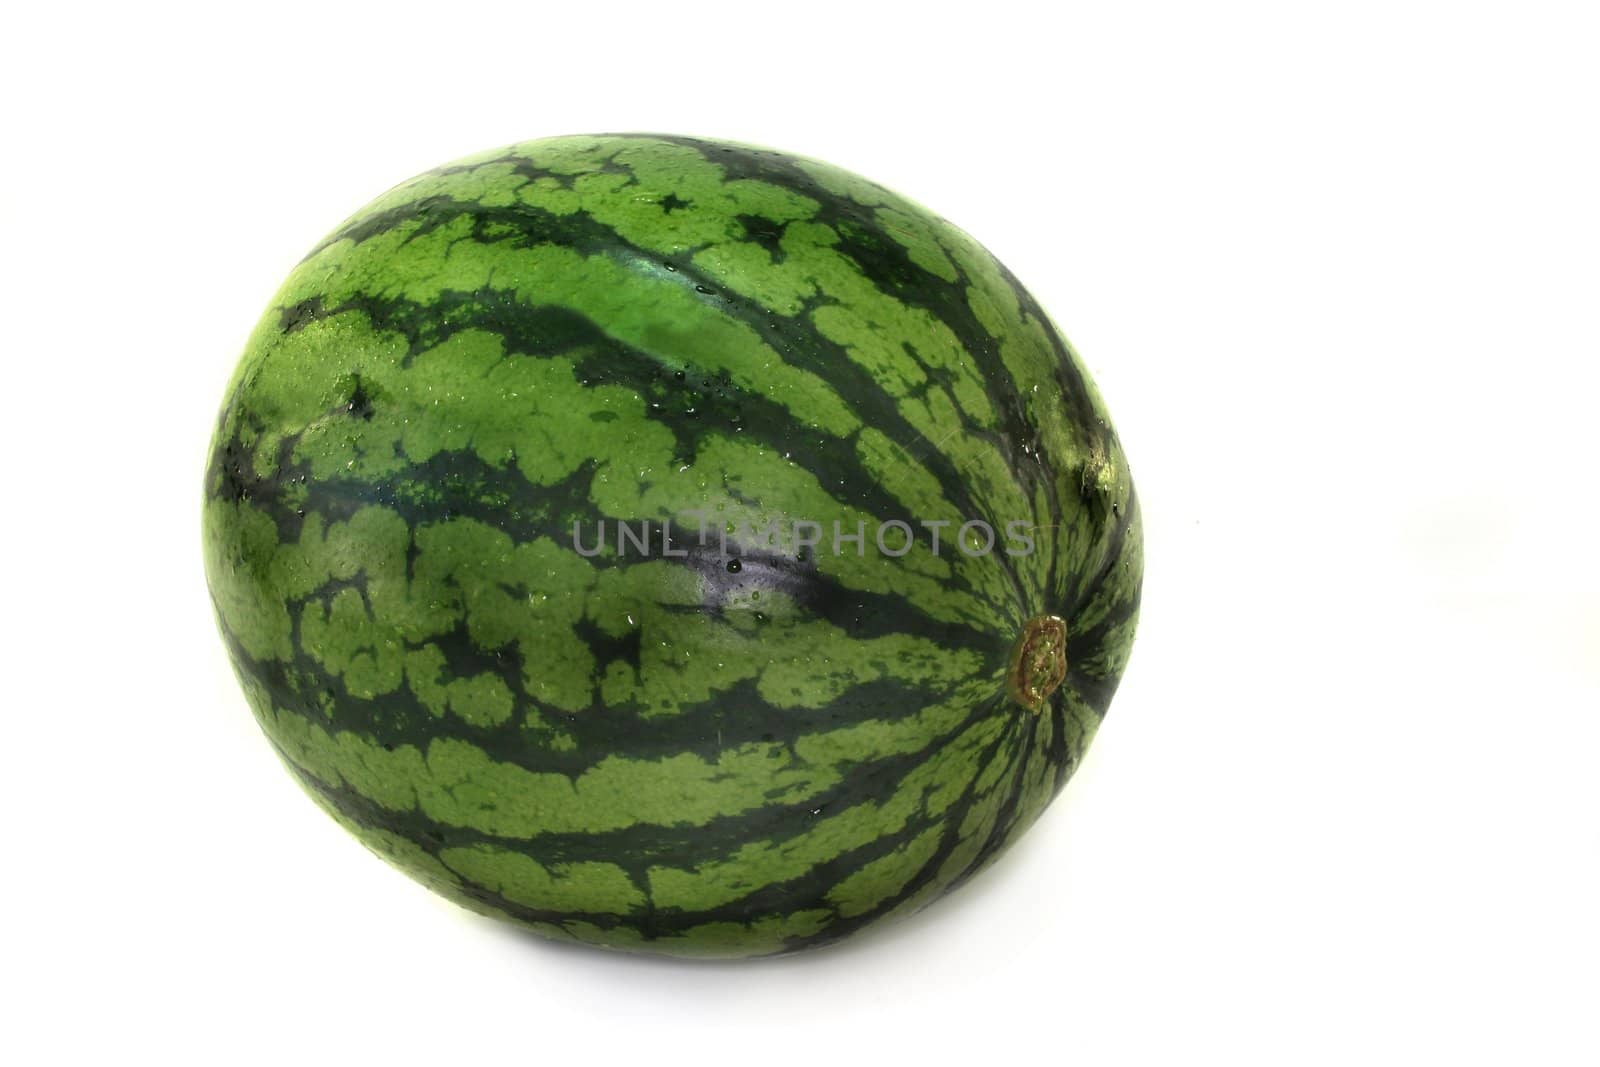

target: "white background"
[4,1,1596,1063]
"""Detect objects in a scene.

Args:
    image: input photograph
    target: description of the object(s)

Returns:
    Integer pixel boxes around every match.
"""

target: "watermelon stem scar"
[1008,615,1069,712]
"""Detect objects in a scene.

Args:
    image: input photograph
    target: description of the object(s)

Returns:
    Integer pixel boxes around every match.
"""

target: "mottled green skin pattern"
[204,134,1142,957]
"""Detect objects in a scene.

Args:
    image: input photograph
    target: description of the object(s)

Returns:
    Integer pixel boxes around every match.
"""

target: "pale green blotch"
[243,313,413,485]
[669,910,834,958]
[853,427,959,531]
[793,158,894,208]
[568,140,818,255]
[809,304,928,399]
[826,825,944,918]
[410,519,597,712]
[262,706,842,839]
[787,220,1002,443]
[595,576,986,718]
[677,434,992,630]
[691,238,816,316]
[788,679,996,768]
[646,708,1008,913]
[300,586,405,699]
[688,219,845,317]
[502,135,627,176]
[874,205,961,284]
[406,645,516,728]
[203,498,294,663]
[439,845,645,915]
[317,222,860,445]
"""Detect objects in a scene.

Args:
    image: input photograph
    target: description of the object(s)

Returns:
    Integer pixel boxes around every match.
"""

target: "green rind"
[204,134,1142,957]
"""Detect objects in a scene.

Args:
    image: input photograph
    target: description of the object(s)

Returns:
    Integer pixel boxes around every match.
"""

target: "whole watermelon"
[203,134,1142,958]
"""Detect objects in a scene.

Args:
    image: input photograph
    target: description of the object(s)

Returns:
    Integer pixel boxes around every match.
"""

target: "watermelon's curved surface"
[203,134,1142,957]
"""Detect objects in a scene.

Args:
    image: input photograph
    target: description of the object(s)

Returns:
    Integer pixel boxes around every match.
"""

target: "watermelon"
[203,134,1142,958]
